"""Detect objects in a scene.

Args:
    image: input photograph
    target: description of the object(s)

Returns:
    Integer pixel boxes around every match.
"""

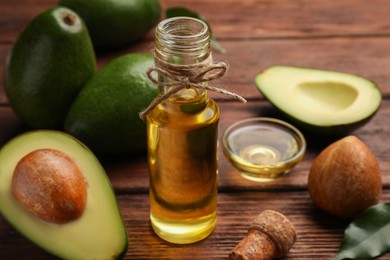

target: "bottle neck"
[154,17,211,102]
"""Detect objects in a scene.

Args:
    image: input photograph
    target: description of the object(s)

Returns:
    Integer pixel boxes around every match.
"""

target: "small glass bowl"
[221,117,306,182]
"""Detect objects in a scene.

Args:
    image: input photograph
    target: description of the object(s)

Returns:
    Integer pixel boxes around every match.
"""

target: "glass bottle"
[146,17,219,244]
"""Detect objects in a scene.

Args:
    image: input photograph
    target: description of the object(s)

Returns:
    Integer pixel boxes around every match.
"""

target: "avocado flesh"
[0,131,127,259]
[255,66,382,134]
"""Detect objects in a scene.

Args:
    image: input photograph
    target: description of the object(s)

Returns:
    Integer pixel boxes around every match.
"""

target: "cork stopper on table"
[229,210,297,260]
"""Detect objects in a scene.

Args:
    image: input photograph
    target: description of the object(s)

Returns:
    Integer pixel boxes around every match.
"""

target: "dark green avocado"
[59,0,161,50]
[0,130,128,259]
[64,53,158,155]
[4,7,96,129]
[255,66,382,135]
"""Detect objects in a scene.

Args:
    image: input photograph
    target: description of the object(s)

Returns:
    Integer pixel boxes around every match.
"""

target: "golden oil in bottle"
[146,17,219,244]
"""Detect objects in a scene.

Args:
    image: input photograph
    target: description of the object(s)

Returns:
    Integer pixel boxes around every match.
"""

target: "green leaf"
[334,203,390,260]
[165,7,226,53]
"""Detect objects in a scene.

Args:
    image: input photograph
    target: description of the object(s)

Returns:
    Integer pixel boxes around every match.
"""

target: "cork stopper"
[229,210,297,260]
[250,210,297,257]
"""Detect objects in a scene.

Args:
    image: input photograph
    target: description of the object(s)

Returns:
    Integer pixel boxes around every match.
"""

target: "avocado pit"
[11,149,87,224]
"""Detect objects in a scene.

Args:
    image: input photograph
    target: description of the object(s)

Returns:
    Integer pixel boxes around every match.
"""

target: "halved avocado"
[0,131,127,259]
[255,66,382,135]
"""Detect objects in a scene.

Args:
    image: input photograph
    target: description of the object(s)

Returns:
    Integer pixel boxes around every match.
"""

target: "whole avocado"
[64,53,158,155]
[4,7,96,129]
[59,0,161,50]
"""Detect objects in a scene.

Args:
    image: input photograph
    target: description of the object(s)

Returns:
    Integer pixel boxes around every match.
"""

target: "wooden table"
[1,0,390,259]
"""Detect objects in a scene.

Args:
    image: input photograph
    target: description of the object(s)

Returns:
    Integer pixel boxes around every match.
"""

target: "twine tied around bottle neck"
[139,54,247,120]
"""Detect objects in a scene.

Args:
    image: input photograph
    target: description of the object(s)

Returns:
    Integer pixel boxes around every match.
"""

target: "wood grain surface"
[1,0,390,259]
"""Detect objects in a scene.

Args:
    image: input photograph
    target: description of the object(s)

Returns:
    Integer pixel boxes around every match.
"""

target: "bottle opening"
[155,17,211,63]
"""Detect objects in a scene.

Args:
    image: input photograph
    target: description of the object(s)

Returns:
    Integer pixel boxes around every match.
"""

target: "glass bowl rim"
[221,117,307,167]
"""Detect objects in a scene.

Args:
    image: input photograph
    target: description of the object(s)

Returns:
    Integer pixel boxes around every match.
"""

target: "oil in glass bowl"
[222,117,306,182]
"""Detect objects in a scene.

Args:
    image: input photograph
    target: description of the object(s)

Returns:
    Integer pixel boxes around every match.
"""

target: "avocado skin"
[64,53,158,155]
[269,102,380,136]
[59,0,161,50]
[4,7,96,129]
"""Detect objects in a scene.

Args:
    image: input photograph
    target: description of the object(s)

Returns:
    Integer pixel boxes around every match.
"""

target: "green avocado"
[65,53,158,155]
[0,130,127,259]
[59,0,161,50]
[4,7,96,129]
[255,66,382,135]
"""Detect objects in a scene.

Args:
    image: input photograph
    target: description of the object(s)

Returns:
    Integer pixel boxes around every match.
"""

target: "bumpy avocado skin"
[64,53,158,155]
[4,7,96,129]
[0,130,128,259]
[59,0,161,50]
[268,104,380,136]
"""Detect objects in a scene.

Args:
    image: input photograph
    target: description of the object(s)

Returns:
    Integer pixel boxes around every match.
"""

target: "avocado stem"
[63,13,76,26]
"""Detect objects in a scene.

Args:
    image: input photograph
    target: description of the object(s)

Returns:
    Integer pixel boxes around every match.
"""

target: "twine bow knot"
[139,56,246,120]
